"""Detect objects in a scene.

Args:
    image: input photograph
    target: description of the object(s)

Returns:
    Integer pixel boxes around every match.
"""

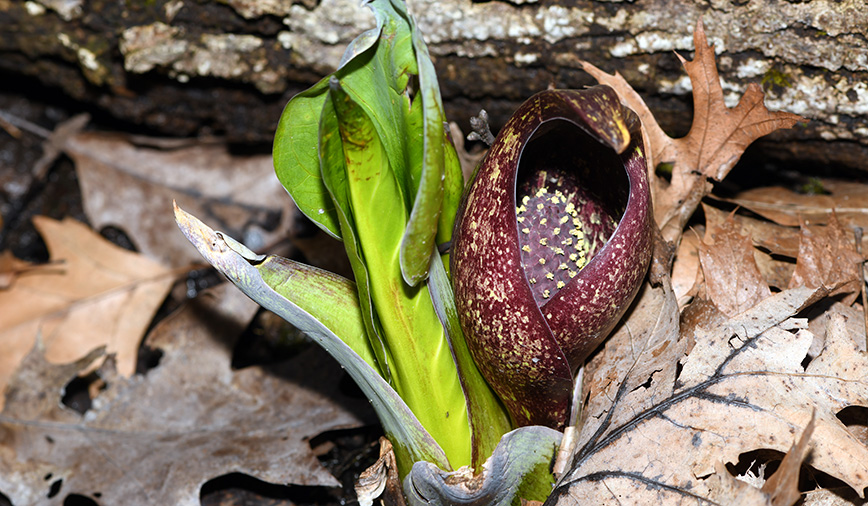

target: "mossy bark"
[2,0,865,169]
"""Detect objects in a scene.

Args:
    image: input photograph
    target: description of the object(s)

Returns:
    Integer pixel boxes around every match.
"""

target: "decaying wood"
[1,0,865,169]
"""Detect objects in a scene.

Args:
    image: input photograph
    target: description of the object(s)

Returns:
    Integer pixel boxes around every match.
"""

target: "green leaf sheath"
[320,93,393,382]
[173,205,450,475]
[327,80,472,470]
[404,426,561,506]
[427,255,512,471]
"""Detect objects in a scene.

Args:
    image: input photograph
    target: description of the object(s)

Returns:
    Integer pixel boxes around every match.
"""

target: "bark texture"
[2,0,866,170]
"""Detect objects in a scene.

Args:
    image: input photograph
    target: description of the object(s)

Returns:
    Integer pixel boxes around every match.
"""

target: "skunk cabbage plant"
[175,0,651,503]
[451,87,653,428]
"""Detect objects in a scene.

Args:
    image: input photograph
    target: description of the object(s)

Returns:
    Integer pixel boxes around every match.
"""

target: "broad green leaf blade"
[174,204,450,473]
[404,426,561,506]
[273,9,391,240]
[428,255,513,471]
[328,79,472,469]
[273,79,338,238]
[320,91,393,382]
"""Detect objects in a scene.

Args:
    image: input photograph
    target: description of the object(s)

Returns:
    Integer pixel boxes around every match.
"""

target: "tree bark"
[2,0,866,170]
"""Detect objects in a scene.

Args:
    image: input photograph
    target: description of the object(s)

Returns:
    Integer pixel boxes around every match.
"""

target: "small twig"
[0,110,52,138]
[467,109,495,147]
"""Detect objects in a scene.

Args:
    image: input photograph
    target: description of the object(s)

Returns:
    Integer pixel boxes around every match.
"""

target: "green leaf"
[327,79,472,470]
[273,13,387,240]
[273,80,338,237]
[254,255,381,375]
[320,90,393,382]
[398,18,444,286]
[174,204,450,474]
[428,255,512,471]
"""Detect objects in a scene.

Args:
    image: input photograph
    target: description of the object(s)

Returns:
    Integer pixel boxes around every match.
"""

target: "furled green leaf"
[274,0,462,268]
[319,89,393,381]
[174,204,450,474]
[396,2,445,286]
[325,80,472,469]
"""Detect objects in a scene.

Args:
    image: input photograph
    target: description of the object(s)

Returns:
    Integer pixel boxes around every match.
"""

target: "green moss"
[761,68,792,92]
[799,177,828,195]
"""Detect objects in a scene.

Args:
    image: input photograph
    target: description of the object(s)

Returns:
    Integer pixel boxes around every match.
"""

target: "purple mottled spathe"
[450,86,653,429]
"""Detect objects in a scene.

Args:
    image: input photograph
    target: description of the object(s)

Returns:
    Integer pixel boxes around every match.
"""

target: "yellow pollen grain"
[535,187,547,198]
[517,216,525,223]
[565,202,575,214]
[558,263,568,270]
[562,237,573,245]
[536,203,544,211]
[569,253,578,261]
[556,281,565,289]
[522,245,531,252]
[545,272,554,280]
[540,218,547,225]
[559,216,569,224]
[539,238,548,246]
[522,227,530,234]
[572,217,582,226]
[554,247,564,255]
[569,270,577,278]
[543,289,551,298]
[529,277,537,284]
[553,227,560,235]
[522,195,530,205]
[516,205,526,214]
[538,258,546,265]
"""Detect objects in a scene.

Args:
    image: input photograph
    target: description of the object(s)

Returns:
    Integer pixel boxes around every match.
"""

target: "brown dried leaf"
[64,132,294,268]
[702,204,797,290]
[789,213,864,304]
[551,286,868,504]
[699,213,771,316]
[0,217,175,411]
[0,284,367,505]
[703,203,801,258]
[729,180,868,229]
[761,412,816,506]
[0,250,56,290]
[582,20,805,244]
[671,229,702,305]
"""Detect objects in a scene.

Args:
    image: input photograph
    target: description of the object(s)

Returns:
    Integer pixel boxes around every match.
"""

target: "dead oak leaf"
[699,212,771,316]
[0,284,369,506]
[728,180,868,230]
[0,216,176,411]
[550,285,868,504]
[64,132,294,268]
[0,250,63,290]
[789,212,864,304]
[582,19,805,244]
